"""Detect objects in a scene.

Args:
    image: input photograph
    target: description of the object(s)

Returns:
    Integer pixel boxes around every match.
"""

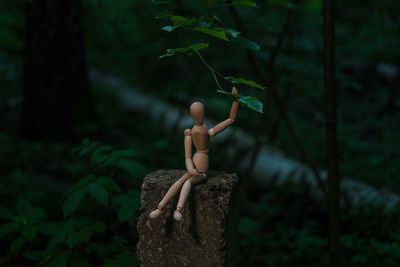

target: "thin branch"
[229,5,329,199]
[178,29,229,92]
[193,49,225,92]
[103,0,159,24]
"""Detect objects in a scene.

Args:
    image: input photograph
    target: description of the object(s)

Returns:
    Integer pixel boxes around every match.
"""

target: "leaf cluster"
[0,139,144,267]
[154,2,266,113]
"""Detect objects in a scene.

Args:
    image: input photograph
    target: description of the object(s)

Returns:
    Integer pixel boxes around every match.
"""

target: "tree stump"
[136,170,239,267]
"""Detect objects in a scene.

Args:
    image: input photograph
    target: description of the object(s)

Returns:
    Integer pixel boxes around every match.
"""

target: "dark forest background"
[0,0,400,266]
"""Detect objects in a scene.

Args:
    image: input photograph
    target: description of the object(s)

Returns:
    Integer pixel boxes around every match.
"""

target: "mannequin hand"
[232,87,238,97]
[189,169,199,176]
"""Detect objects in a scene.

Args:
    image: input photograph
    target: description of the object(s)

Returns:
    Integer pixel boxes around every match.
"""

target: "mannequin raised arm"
[209,87,239,137]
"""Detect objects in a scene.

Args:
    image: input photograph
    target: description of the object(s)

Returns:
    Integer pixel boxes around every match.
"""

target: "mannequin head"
[190,102,205,125]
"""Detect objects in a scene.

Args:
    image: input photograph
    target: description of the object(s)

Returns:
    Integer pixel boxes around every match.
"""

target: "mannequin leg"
[173,173,207,221]
[173,178,192,221]
[149,172,190,219]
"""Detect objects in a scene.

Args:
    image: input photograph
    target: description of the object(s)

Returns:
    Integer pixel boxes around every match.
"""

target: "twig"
[193,50,226,92]
[178,29,229,92]
[104,0,159,24]
[229,5,329,199]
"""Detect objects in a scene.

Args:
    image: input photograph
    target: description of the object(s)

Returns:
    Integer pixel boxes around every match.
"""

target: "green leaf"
[225,76,266,89]
[238,95,264,113]
[29,208,46,223]
[22,224,37,241]
[190,43,210,51]
[65,232,79,248]
[232,36,261,51]
[192,27,230,41]
[43,254,67,267]
[92,220,106,233]
[0,222,20,238]
[88,183,109,207]
[116,159,146,177]
[112,194,140,222]
[78,225,93,243]
[76,141,100,157]
[96,176,120,193]
[228,0,258,8]
[64,176,93,197]
[111,149,140,159]
[227,29,241,38]
[63,187,87,217]
[170,15,192,26]
[216,90,264,113]
[16,199,32,215]
[239,216,261,235]
[39,255,53,266]
[159,43,209,59]
[39,222,59,235]
[91,145,113,164]
[161,25,178,32]
[47,228,67,249]
[11,237,25,254]
[104,252,139,267]
[118,202,138,222]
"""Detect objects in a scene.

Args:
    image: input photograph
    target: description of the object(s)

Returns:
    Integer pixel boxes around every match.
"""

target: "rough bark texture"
[137,170,239,267]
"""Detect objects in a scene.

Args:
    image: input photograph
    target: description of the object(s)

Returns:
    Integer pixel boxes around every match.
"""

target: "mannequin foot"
[149,208,164,219]
[173,207,183,221]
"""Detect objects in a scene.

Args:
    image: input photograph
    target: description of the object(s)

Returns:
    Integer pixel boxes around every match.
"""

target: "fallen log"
[90,70,400,208]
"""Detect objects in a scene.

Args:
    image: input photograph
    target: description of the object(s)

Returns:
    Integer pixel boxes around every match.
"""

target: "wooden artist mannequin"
[149,87,240,221]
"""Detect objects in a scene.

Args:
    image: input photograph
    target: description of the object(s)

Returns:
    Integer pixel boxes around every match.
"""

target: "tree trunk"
[21,0,93,140]
[323,0,341,266]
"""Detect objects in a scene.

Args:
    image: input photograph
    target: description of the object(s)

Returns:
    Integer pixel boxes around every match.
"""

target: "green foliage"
[88,182,109,207]
[161,15,241,42]
[225,76,266,90]
[0,199,46,254]
[238,95,264,113]
[103,251,139,267]
[231,36,261,51]
[159,43,209,58]
[228,0,259,8]
[192,26,230,41]
[154,2,266,113]
[0,139,143,266]
[239,181,400,267]
[1,0,400,266]
[112,191,141,222]
[71,139,146,177]
[217,89,264,113]
[63,186,87,217]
